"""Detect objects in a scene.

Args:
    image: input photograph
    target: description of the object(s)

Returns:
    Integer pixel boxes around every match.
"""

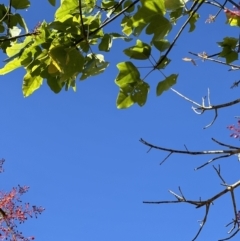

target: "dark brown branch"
[195,154,233,170]
[192,204,210,241]
[219,229,239,241]
[211,138,239,149]
[0,32,39,42]
[213,165,226,184]
[140,138,240,156]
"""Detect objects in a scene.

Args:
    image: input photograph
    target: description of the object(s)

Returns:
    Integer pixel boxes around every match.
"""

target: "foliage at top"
[0,0,239,108]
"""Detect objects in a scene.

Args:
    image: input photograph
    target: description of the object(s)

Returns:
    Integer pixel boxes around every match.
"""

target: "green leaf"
[80,54,109,80]
[12,13,28,33]
[55,0,78,20]
[59,48,84,81]
[188,12,199,32]
[6,36,32,57]
[123,0,135,13]
[218,37,238,63]
[47,77,65,93]
[0,58,21,74]
[123,39,151,59]
[153,39,170,52]
[170,7,184,23]
[132,81,149,106]
[49,46,69,72]
[156,74,178,96]
[218,48,238,63]
[81,0,97,14]
[116,91,135,109]
[115,62,149,108]
[122,0,166,37]
[50,15,80,35]
[156,56,171,69]
[48,0,56,6]
[23,67,43,97]
[115,61,141,87]
[99,34,112,52]
[11,0,30,9]
[110,32,132,42]
[218,37,238,49]
[164,0,187,11]
[145,15,172,41]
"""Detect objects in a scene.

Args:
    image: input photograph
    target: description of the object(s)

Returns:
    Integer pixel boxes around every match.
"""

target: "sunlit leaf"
[23,67,43,97]
[0,58,21,74]
[115,61,140,87]
[145,15,172,40]
[116,91,135,109]
[80,54,109,80]
[55,0,78,20]
[123,39,151,59]
[164,0,188,11]
[6,36,32,57]
[156,74,178,96]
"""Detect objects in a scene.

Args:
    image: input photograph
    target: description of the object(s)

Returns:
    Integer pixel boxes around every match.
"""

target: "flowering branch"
[0,159,44,241]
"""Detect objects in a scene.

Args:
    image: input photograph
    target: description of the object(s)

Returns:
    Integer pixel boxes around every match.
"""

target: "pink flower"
[0,160,44,240]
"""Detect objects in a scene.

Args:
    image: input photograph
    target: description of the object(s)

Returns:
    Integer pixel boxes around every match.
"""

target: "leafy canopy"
[0,0,239,108]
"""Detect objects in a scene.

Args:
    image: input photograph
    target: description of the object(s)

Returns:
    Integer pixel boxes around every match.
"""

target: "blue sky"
[0,1,240,241]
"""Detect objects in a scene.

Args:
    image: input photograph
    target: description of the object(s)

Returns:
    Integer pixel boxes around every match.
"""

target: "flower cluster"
[227,120,240,139]
[0,159,44,241]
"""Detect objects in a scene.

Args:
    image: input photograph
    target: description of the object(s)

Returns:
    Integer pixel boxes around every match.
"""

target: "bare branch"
[203,109,218,129]
[211,138,239,149]
[171,88,240,128]
[192,204,210,241]
[195,154,232,170]
[143,180,240,240]
[213,165,226,184]
[219,229,239,241]
[140,138,240,156]
[189,51,240,70]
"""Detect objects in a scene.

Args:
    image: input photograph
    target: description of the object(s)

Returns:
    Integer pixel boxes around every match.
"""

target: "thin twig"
[195,154,232,170]
[213,165,226,183]
[189,51,240,70]
[160,152,172,165]
[192,204,210,241]
[211,138,239,149]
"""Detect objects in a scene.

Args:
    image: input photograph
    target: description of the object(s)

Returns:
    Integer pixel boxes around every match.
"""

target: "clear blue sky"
[0,1,240,241]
